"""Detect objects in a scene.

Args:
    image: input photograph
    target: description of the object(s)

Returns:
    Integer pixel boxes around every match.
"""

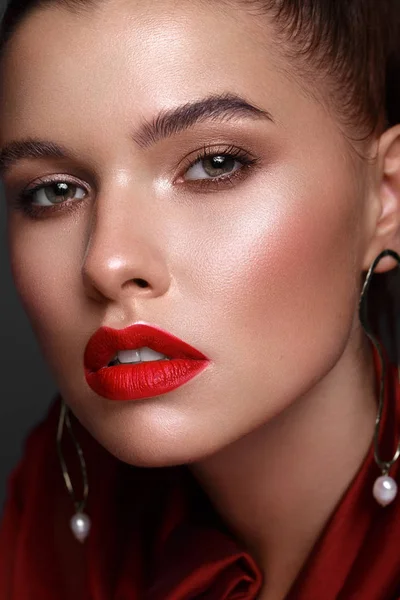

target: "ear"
[363,124,400,273]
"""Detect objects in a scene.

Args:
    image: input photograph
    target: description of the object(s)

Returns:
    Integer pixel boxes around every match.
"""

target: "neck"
[190,334,377,600]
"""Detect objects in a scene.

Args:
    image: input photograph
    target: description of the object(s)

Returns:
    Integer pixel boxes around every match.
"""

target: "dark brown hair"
[0,0,399,138]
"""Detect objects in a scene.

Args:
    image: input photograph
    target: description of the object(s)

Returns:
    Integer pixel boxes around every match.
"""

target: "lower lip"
[85,358,209,401]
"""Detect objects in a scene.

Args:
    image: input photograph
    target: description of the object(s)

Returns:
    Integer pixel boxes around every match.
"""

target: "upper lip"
[84,322,209,372]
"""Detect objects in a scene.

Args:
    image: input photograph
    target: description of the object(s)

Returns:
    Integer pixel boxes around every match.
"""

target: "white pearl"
[70,512,91,542]
[373,475,398,506]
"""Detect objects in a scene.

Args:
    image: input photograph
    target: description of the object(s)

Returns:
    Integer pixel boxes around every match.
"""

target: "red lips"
[84,323,210,401]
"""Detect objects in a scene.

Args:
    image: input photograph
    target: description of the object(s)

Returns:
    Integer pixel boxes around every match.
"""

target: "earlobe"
[363,124,400,273]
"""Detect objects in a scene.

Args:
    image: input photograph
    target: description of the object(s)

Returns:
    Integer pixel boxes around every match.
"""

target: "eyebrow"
[133,93,273,147]
[0,93,273,176]
[0,139,72,178]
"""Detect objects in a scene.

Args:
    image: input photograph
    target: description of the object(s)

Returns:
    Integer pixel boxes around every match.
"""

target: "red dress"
[1,352,400,599]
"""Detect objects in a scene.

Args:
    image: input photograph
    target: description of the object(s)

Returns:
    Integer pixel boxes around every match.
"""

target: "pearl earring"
[359,249,400,507]
[56,400,91,541]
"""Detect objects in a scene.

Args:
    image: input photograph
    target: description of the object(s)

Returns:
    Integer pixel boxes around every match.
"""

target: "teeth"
[139,347,167,362]
[112,347,168,365]
[116,349,141,364]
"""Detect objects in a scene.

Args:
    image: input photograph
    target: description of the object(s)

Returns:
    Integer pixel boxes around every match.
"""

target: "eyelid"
[23,174,89,195]
[174,143,257,182]
[12,174,90,218]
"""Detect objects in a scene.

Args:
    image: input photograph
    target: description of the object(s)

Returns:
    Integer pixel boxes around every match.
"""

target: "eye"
[184,154,243,181]
[29,181,86,206]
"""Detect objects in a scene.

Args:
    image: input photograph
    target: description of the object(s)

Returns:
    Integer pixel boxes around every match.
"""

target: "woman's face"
[0,0,373,465]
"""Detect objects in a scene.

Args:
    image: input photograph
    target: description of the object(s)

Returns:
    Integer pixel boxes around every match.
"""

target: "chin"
[70,399,230,469]
[88,427,223,469]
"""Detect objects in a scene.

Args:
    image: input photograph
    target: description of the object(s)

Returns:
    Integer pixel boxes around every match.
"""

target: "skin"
[1,1,400,597]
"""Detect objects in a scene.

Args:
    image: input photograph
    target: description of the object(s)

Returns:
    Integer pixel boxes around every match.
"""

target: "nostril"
[133,278,149,288]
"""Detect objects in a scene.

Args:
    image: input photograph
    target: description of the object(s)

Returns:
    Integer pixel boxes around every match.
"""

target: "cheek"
[185,169,361,400]
[8,217,86,359]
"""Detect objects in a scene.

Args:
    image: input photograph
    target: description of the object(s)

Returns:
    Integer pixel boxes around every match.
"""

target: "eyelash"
[12,145,260,219]
[12,175,89,219]
[179,145,259,191]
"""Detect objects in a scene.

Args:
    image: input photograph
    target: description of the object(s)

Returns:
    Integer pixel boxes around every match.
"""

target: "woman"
[0,0,399,598]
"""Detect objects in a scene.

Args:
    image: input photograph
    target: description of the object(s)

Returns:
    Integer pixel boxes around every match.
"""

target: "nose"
[82,196,171,303]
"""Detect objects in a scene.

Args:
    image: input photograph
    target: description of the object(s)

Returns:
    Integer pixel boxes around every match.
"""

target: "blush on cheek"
[255,195,358,374]
[197,177,361,414]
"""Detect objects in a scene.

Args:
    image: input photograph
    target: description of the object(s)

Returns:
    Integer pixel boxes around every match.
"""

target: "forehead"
[0,0,341,157]
[0,0,282,106]
[1,0,276,84]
